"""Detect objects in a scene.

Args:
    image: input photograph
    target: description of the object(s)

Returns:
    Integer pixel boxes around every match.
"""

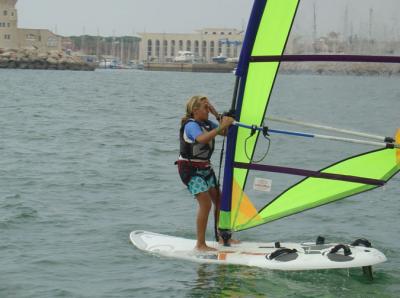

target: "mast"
[343,4,349,42]
[112,30,116,58]
[369,8,374,41]
[121,37,124,64]
[219,0,269,241]
[96,28,100,58]
[313,2,317,42]
[81,26,85,54]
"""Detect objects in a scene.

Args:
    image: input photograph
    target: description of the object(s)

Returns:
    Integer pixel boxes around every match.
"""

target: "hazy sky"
[17,0,253,36]
[16,0,400,39]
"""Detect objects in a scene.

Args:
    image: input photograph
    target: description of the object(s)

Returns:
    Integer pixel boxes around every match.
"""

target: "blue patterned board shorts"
[187,168,217,196]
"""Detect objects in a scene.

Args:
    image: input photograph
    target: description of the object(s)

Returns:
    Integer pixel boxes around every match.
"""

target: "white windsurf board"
[130,230,386,271]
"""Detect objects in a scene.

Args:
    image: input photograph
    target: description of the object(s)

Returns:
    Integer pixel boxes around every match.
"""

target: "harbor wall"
[0,49,95,71]
[144,63,236,73]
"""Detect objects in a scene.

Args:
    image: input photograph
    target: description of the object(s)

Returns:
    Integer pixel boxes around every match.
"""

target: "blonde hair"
[181,95,208,125]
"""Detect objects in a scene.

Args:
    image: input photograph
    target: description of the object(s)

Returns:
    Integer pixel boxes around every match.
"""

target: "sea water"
[0,68,399,297]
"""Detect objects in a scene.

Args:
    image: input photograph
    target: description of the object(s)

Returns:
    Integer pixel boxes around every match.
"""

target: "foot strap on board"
[329,244,352,256]
[267,248,298,260]
[351,238,372,248]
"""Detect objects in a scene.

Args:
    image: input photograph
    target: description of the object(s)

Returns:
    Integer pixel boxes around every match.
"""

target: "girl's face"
[193,100,209,121]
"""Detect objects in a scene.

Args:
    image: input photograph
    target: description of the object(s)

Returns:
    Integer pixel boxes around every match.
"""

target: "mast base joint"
[218,229,232,247]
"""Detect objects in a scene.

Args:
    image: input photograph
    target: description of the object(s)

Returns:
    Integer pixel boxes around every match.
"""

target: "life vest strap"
[175,160,210,169]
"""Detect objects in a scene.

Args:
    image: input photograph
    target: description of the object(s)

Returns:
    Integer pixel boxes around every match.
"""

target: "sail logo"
[253,178,272,192]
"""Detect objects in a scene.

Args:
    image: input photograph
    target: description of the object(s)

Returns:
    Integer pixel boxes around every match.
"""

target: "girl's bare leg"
[195,191,216,251]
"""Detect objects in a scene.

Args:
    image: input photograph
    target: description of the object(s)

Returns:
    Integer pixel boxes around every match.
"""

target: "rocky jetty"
[0,49,95,71]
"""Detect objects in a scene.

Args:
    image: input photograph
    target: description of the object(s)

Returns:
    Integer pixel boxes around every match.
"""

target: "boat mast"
[313,2,317,42]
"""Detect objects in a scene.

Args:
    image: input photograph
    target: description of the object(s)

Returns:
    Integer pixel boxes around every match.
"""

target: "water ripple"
[0,69,399,297]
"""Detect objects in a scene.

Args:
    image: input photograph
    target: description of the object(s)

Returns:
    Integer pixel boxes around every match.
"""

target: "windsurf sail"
[219,0,400,233]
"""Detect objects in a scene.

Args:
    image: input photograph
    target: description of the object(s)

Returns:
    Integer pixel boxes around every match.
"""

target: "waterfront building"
[0,0,18,49]
[0,0,61,51]
[138,28,243,63]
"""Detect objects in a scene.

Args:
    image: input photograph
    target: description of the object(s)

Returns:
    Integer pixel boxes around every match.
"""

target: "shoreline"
[1,56,399,75]
[144,62,400,76]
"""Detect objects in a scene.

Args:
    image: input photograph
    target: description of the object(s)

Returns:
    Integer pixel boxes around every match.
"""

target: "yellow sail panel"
[231,179,261,229]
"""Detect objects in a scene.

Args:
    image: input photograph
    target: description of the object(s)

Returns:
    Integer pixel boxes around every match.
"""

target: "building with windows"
[0,0,18,49]
[139,28,244,63]
[0,0,61,51]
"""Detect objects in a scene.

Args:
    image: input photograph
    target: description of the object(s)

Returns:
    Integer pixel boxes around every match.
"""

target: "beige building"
[0,0,18,49]
[139,28,244,63]
[0,0,61,51]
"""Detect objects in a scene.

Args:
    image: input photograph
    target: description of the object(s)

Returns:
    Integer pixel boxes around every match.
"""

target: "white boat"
[226,57,239,63]
[128,60,144,70]
[212,54,227,64]
[97,57,120,69]
[174,51,195,63]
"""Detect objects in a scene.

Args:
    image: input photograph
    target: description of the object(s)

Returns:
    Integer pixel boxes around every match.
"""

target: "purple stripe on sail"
[233,162,385,186]
[250,55,400,64]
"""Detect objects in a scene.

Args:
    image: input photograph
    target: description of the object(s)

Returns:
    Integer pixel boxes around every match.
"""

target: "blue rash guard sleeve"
[185,121,218,142]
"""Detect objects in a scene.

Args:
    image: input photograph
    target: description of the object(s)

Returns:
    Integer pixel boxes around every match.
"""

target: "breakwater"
[0,49,95,71]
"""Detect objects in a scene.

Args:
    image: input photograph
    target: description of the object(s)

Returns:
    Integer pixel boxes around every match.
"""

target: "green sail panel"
[234,62,279,187]
[226,0,299,231]
[234,148,400,231]
[233,0,300,191]
[252,0,300,56]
